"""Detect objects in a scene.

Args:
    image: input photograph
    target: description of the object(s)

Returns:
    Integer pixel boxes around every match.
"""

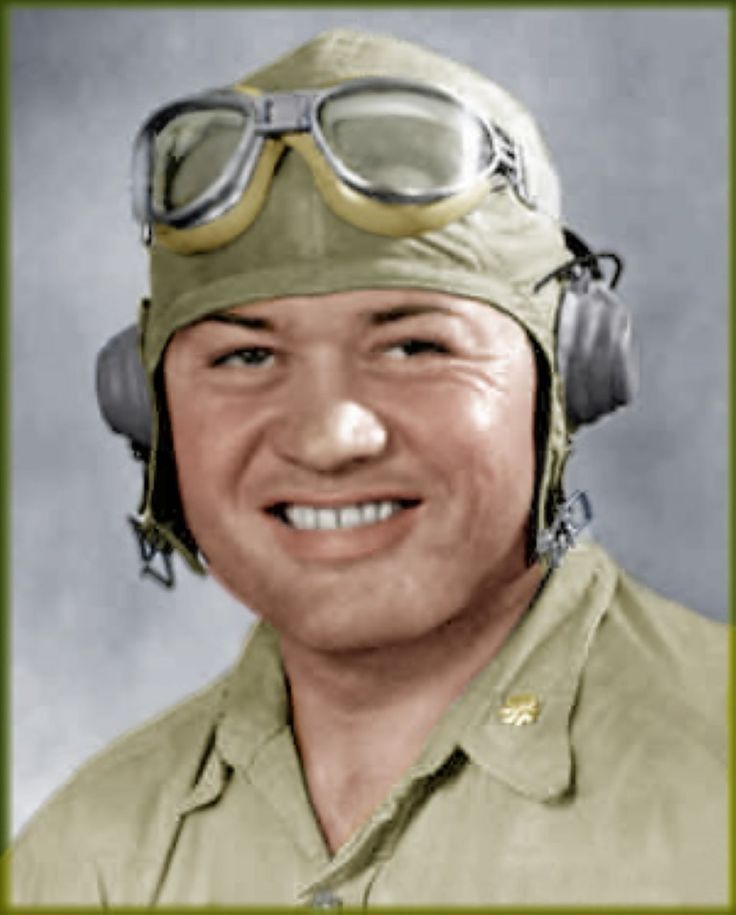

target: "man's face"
[165,289,538,651]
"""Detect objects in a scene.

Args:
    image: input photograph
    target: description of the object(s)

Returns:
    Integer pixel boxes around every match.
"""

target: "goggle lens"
[152,108,249,212]
[318,88,493,197]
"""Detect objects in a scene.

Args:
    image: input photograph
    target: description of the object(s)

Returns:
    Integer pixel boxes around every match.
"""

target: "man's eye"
[384,339,450,359]
[213,346,274,368]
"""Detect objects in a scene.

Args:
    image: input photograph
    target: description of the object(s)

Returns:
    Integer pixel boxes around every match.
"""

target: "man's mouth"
[268,499,420,531]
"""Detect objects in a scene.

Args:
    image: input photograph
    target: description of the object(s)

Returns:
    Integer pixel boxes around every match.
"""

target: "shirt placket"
[296,749,464,909]
[297,793,411,908]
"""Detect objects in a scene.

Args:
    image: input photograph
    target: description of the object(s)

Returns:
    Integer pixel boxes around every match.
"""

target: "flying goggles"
[132,78,534,253]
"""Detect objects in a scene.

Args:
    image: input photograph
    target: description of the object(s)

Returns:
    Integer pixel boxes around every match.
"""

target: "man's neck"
[277,561,545,853]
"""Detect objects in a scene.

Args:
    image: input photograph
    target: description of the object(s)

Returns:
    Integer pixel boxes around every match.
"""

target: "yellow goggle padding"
[283,132,493,238]
[152,130,495,253]
[153,137,285,255]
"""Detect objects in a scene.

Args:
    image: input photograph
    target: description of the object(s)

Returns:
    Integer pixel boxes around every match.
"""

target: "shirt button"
[309,890,342,909]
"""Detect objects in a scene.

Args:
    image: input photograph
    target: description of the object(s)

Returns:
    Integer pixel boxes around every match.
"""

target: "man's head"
[135,29,573,578]
[163,287,538,648]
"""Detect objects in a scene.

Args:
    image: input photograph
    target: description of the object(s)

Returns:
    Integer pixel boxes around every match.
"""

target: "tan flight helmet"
[136,28,573,574]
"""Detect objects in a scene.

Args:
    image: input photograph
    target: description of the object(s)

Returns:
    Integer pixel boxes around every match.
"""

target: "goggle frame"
[132,77,533,243]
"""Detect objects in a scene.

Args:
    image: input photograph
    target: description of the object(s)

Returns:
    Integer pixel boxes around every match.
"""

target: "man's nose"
[276,396,389,473]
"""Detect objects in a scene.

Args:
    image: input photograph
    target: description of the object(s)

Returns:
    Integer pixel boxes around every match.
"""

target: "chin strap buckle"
[536,490,593,569]
[128,515,176,589]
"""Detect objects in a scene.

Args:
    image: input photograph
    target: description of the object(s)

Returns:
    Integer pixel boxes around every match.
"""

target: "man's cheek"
[440,367,524,430]
[436,385,512,447]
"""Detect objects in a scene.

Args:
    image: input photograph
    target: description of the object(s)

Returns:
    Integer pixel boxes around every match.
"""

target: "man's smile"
[267,498,421,531]
[260,493,424,563]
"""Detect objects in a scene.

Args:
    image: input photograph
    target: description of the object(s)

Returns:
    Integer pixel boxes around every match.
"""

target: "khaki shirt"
[9,544,728,906]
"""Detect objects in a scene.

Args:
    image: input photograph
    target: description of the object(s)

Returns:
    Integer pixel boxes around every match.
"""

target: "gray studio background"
[11,7,728,834]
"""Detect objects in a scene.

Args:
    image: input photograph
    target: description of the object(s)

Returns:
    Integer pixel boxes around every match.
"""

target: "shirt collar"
[214,622,290,771]
[458,542,616,800]
[180,542,616,816]
[176,623,287,818]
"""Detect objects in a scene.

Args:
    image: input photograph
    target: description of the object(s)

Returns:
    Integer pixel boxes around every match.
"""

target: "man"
[10,29,727,907]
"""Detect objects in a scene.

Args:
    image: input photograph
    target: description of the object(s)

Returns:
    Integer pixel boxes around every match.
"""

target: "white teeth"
[339,506,361,528]
[283,500,404,531]
[377,501,393,521]
[318,508,338,530]
[291,506,311,530]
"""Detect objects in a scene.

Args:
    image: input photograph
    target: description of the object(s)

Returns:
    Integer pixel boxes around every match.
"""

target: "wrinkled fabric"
[10,543,727,907]
[137,29,572,569]
[145,28,565,368]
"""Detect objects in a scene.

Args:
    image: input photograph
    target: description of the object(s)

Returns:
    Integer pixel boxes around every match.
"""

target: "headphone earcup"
[95,324,153,450]
[556,279,637,427]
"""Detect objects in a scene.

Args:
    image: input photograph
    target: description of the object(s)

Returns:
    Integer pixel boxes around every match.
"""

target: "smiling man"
[165,290,539,655]
[11,29,727,907]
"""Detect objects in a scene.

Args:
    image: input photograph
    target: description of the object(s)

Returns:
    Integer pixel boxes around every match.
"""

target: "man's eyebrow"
[368,304,456,325]
[202,313,274,331]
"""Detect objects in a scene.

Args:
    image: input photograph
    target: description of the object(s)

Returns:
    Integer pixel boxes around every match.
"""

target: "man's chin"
[276,621,431,659]
[261,588,465,658]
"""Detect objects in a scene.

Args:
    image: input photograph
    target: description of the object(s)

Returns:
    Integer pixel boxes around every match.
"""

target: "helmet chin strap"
[535,489,593,568]
[129,515,176,589]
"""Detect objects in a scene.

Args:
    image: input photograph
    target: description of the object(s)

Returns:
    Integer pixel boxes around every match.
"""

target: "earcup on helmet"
[556,277,637,427]
[95,324,152,450]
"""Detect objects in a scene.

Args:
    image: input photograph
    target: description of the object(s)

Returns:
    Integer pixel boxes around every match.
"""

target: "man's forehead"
[197,288,516,332]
